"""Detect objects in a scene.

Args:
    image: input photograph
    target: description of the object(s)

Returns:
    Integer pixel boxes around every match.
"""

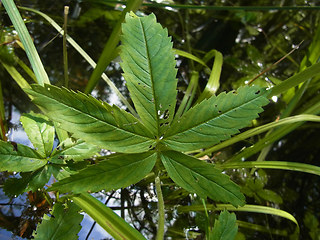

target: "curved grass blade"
[220,161,320,177]
[164,86,269,152]
[120,13,177,136]
[2,0,50,85]
[73,193,146,240]
[25,84,155,153]
[161,151,245,207]
[34,202,83,240]
[49,152,157,194]
[1,60,31,89]
[178,204,299,228]
[174,49,209,69]
[0,140,46,172]
[196,114,320,157]
[268,62,320,97]
[197,49,223,103]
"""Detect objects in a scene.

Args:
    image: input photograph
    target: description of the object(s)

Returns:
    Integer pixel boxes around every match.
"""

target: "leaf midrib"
[165,94,264,138]
[35,89,153,140]
[138,18,160,137]
[167,156,243,202]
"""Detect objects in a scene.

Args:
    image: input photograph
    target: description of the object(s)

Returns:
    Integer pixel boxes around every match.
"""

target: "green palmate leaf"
[25,84,155,153]
[34,202,83,240]
[49,152,157,193]
[0,140,46,172]
[50,138,99,164]
[163,86,269,152]
[20,112,55,158]
[161,151,245,207]
[210,210,238,240]
[120,13,177,136]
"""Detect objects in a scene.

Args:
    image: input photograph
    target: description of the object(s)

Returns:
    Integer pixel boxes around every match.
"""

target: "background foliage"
[0,0,320,239]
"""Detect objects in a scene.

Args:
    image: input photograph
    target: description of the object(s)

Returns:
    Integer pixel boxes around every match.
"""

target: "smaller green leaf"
[211,210,238,240]
[161,151,245,207]
[34,202,83,240]
[0,140,46,172]
[49,152,157,193]
[20,112,55,158]
[27,165,60,192]
[257,189,283,204]
[51,138,99,164]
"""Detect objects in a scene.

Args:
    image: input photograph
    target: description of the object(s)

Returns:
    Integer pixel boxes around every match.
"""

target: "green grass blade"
[85,0,143,94]
[220,161,320,177]
[174,49,209,69]
[197,50,223,102]
[177,204,299,228]
[268,62,320,97]
[227,100,320,162]
[196,114,320,157]
[2,0,50,85]
[1,60,30,89]
[73,193,147,240]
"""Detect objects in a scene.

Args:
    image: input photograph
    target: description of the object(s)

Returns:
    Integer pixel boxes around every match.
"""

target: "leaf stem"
[155,175,165,240]
[63,6,69,88]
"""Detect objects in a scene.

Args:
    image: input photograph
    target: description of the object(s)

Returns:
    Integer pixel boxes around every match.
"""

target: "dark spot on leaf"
[149,145,153,149]
[10,142,18,152]
[218,110,222,113]
[215,104,218,107]
[163,109,169,119]
[164,122,169,126]
[138,82,141,85]
[160,123,164,127]
[255,90,261,94]
[58,156,64,159]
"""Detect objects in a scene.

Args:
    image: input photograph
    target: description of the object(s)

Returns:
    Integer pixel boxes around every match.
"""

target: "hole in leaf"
[218,110,222,113]
[255,90,261,94]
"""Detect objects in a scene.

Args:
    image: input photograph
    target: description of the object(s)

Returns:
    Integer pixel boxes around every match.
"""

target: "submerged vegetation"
[0,0,320,239]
